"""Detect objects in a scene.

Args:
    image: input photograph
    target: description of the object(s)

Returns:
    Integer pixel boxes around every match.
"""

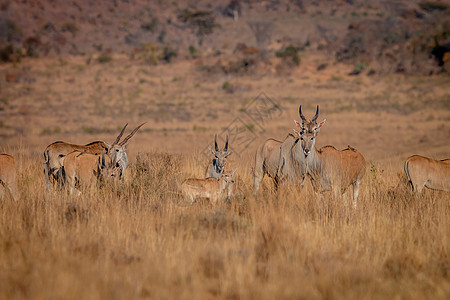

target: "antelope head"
[98,150,120,181]
[208,135,233,174]
[221,168,237,184]
[293,105,326,157]
[221,168,237,199]
[105,122,146,174]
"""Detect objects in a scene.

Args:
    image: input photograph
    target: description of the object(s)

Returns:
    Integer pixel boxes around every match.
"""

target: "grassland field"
[0,55,449,299]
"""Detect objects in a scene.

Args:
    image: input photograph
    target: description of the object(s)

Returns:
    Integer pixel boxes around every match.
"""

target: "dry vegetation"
[0,150,449,299]
[0,51,449,300]
[1,0,449,298]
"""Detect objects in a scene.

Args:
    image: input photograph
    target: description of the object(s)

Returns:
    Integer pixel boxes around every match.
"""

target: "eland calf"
[296,106,366,207]
[404,155,450,193]
[182,169,236,205]
[0,154,18,201]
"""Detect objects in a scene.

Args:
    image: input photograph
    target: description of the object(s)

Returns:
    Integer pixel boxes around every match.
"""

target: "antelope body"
[254,134,307,192]
[43,123,145,190]
[182,169,236,205]
[43,141,107,190]
[275,107,324,188]
[254,106,323,193]
[404,155,450,193]
[0,154,18,201]
[296,106,365,207]
[205,135,233,179]
[63,151,118,195]
[253,137,284,192]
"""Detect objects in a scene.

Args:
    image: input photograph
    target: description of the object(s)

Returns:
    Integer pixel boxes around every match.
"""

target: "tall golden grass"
[0,149,449,299]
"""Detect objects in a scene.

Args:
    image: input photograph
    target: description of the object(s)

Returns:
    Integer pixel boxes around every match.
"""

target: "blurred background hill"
[0,0,449,162]
[1,0,449,75]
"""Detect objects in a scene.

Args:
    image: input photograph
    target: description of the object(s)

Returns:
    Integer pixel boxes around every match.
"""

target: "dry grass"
[0,53,449,299]
[0,151,449,299]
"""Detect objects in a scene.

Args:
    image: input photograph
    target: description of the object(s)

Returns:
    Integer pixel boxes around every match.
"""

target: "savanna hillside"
[0,0,450,299]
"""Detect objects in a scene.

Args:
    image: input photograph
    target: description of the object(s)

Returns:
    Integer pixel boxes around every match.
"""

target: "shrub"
[96,53,112,63]
[141,17,159,33]
[276,45,300,66]
[189,45,199,58]
[61,22,78,36]
[160,47,177,63]
[222,81,234,93]
[177,9,219,45]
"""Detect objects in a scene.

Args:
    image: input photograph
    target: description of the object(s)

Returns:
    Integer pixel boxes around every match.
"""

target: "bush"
[177,9,218,45]
[222,81,234,93]
[0,44,16,62]
[189,45,199,58]
[141,17,159,33]
[160,47,177,63]
[96,53,112,63]
[276,45,300,66]
[418,1,449,12]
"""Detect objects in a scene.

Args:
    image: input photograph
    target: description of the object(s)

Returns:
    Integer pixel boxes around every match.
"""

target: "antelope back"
[318,146,366,185]
[182,177,221,199]
[45,141,107,170]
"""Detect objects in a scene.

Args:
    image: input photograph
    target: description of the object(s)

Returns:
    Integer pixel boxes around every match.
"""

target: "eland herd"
[0,105,449,204]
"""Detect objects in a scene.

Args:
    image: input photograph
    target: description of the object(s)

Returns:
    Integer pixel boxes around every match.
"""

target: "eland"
[107,123,146,180]
[63,150,119,195]
[253,106,322,193]
[43,122,145,190]
[404,155,450,193]
[296,106,366,207]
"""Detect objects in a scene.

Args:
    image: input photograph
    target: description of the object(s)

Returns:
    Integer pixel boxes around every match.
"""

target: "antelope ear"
[293,128,301,137]
[104,142,111,151]
[122,141,130,150]
[225,150,234,157]
[294,120,303,129]
[315,119,326,131]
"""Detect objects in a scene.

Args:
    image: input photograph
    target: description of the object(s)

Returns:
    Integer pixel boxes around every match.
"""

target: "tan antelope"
[205,135,233,179]
[63,150,119,195]
[276,106,323,188]
[0,154,18,201]
[296,106,366,207]
[254,135,305,193]
[182,169,236,205]
[404,155,450,193]
[43,123,145,190]
[43,140,108,190]
[253,106,321,193]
